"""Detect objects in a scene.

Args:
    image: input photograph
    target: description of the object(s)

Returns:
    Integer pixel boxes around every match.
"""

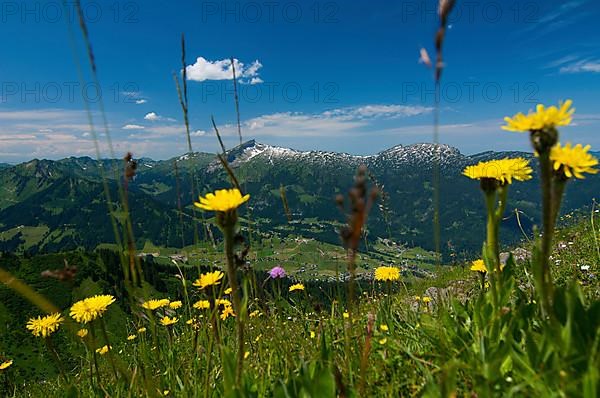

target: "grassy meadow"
[2,2,600,398]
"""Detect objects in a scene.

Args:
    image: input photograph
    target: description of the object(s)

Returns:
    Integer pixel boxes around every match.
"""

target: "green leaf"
[64,385,78,398]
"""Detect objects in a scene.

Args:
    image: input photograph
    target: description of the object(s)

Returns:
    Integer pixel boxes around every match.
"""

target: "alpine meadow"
[1,1,600,397]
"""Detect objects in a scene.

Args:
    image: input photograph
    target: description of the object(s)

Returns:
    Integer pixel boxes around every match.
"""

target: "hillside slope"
[1,141,599,255]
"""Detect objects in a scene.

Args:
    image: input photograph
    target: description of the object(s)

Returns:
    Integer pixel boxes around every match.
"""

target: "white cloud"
[0,108,192,161]
[244,60,262,77]
[544,54,580,69]
[144,112,160,121]
[186,57,263,83]
[0,109,85,121]
[560,60,600,74]
[122,91,139,97]
[144,112,175,122]
[121,91,149,104]
[241,112,363,137]
[122,124,145,130]
[127,125,186,140]
[5,104,596,162]
[213,104,432,138]
[327,105,433,119]
[517,0,587,37]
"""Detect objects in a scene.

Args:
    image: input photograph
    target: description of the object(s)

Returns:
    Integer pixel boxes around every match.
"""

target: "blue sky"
[1,0,599,162]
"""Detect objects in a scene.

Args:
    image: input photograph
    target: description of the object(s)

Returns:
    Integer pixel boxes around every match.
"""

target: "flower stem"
[222,216,244,389]
[90,324,102,386]
[99,319,119,379]
[538,151,556,316]
[550,179,566,234]
[45,336,68,383]
[86,345,93,387]
[484,190,499,310]
[203,334,215,398]
[495,185,509,286]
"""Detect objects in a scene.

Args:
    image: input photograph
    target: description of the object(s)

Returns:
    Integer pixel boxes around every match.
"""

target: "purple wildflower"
[269,266,286,279]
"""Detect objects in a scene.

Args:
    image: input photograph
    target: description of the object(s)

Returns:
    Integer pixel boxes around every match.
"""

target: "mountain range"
[1,140,598,257]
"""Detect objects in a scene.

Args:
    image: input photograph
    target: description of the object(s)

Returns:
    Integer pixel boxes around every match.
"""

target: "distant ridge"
[1,139,537,166]
[0,140,597,256]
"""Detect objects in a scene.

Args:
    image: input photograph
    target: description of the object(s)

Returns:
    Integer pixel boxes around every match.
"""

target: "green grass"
[548,210,600,300]
[2,210,599,397]
[139,182,173,195]
[0,225,49,250]
[3,264,470,397]
[179,235,435,280]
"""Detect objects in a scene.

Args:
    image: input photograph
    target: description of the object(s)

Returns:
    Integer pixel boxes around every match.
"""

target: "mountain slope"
[0,140,597,255]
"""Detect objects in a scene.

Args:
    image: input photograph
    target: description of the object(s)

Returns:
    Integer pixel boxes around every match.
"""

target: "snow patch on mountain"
[211,140,467,173]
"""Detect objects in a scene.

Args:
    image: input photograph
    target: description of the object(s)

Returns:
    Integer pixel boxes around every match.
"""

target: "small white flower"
[580,265,590,271]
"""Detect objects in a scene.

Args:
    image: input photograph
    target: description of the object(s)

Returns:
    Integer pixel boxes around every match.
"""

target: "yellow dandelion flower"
[127,334,137,341]
[137,327,147,333]
[470,259,488,273]
[163,390,170,396]
[215,298,232,307]
[77,328,88,338]
[96,345,111,355]
[550,142,599,179]
[255,334,262,342]
[374,266,400,281]
[141,298,170,311]
[471,259,504,273]
[499,158,534,182]
[529,100,574,130]
[169,300,182,309]
[244,351,250,359]
[414,296,421,301]
[193,271,224,289]
[70,295,116,323]
[502,112,534,132]
[343,311,350,319]
[220,306,235,320]
[160,316,178,326]
[0,360,13,370]
[310,331,316,339]
[463,158,532,184]
[224,287,232,295]
[26,313,63,337]
[379,338,387,345]
[193,300,211,310]
[503,100,574,132]
[380,324,389,332]
[422,296,432,303]
[188,319,201,330]
[289,283,305,292]
[249,310,260,318]
[463,160,502,181]
[194,188,250,212]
